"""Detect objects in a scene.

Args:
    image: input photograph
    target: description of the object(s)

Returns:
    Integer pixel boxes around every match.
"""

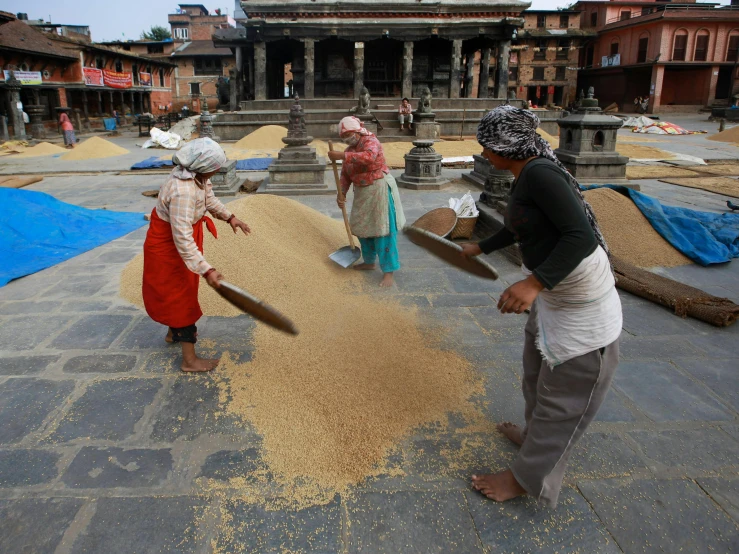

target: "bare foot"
[497,422,524,446]
[353,263,376,271]
[471,470,527,502]
[181,356,219,372]
[379,273,394,288]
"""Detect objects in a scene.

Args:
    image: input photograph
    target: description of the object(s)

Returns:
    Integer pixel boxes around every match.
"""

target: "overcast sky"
[6,0,732,43]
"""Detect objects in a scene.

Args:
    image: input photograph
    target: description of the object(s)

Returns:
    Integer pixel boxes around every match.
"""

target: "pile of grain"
[60,136,129,161]
[233,125,288,150]
[625,166,701,180]
[120,195,483,507]
[660,176,739,199]
[583,187,691,267]
[692,164,739,176]
[707,125,739,144]
[14,142,67,158]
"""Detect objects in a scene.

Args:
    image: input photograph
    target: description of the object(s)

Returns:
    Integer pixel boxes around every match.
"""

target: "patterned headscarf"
[171,137,226,180]
[477,105,609,256]
[339,116,371,137]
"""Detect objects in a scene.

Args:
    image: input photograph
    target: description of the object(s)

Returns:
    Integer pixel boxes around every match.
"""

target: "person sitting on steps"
[398,98,413,132]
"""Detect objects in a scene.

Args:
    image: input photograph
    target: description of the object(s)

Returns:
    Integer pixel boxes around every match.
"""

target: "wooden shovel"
[327,140,361,268]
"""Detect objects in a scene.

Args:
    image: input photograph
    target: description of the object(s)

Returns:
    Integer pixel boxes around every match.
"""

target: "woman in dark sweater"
[461,105,622,508]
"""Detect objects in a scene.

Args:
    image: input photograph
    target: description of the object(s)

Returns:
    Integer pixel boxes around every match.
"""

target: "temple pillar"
[353,42,365,98]
[235,46,244,106]
[6,74,26,139]
[254,42,267,100]
[494,40,511,99]
[450,39,463,99]
[402,41,413,99]
[648,64,664,113]
[96,91,103,116]
[129,91,135,114]
[464,52,475,98]
[109,91,115,115]
[82,91,91,131]
[304,39,315,99]
[478,47,491,98]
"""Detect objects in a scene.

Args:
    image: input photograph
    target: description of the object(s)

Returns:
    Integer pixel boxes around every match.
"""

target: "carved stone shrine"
[262,94,329,195]
[414,86,440,140]
[25,105,46,140]
[397,139,449,190]
[211,159,243,197]
[462,155,514,208]
[200,105,220,142]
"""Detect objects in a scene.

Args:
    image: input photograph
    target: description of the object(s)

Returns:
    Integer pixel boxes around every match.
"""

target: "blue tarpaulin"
[0,189,147,287]
[131,157,274,171]
[103,118,117,131]
[582,185,739,266]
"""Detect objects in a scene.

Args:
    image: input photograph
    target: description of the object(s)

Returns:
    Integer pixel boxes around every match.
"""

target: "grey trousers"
[510,304,620,508]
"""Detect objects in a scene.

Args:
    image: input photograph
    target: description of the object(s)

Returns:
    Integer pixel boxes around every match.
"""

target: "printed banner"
[3,70,42,85]
[102,69,132,89]
[601,53,621,67]
[139,72,152,87]
[83,67,104,87]
[547,86,555,95]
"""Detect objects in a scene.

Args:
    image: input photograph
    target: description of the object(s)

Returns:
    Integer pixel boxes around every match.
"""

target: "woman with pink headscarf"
[59,112,75,149]
[328,116,406,287]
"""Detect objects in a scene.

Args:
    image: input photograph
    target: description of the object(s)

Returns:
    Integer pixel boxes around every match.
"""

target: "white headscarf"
[171,138,226,180]
[338,116,371,137]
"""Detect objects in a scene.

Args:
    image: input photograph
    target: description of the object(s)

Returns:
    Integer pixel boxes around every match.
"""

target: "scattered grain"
[14,142,67,158]
[688,164,739,177]
[583,187,691,267]
[60,136,129,161]
[625,166,701,180]
[659,176,739,199]
[232,125,288,150]
[707,125,739,144]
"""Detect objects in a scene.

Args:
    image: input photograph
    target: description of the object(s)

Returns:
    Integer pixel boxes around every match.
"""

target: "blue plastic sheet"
[0,189,147,287]
[131,157,274,171]
[131,156,173,170]
[582,185,739,266]
[103,118,117,131]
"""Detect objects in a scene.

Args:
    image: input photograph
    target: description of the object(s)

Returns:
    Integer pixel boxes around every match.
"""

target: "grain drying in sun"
[60,136,130,160]
[121,194,486,508]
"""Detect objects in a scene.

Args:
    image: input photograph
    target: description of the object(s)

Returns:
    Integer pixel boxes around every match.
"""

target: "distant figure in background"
[398,98,413,131]
[181,105,190,119]
[59,112,76,149]
[113,109,121,125]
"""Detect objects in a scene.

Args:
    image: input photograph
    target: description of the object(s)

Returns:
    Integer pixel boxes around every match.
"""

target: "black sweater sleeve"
[526,164,597,289]
[479,227,516,255]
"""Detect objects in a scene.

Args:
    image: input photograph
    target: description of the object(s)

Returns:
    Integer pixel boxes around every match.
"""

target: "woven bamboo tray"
[411,207,457,237]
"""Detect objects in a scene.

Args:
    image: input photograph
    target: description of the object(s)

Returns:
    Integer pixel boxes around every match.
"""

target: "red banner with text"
[83,67,104,87]
[102,70,132,89]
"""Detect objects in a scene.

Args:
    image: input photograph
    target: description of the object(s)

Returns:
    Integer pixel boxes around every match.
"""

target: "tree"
[141,26,172,41]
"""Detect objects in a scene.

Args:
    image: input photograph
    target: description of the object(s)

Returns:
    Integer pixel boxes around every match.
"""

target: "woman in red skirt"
[143,138,251,372]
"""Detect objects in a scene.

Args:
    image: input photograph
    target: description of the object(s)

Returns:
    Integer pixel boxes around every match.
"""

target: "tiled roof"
[171,40,232,57]
[0,19,78,60]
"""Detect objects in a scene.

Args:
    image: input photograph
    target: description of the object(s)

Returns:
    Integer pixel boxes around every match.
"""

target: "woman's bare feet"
[380,273,394,288]
[353,263,376,271]
[497,422,524,446]
[180,343,219,372]
[471,470,527,502]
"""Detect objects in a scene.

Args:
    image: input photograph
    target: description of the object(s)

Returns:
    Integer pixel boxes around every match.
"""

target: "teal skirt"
[358,185,400,273]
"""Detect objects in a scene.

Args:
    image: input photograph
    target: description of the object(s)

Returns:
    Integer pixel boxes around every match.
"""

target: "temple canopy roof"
[237,0,530,16]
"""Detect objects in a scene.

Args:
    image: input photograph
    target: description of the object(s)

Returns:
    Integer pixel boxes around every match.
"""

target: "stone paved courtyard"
[1,123,739,552]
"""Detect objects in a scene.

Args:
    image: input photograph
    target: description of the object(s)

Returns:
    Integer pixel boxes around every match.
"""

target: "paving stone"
[150,375,251,442]
[0,315,73,351]
[0,277,51,301]
[116,317,170,350]
[217,496,341,553]
[686,332,737,359]
[408,433,516,479]
[0,449,61,487]
[466,487,619,553]
[63,354,137,374]
[72,496,207,554]
[347,491,483,553]
[394,294,432,308]
[0,354,60,376]
[0,378,75,444]
[442,268,505,294]
[199,448,268,482]
[579,478,739,554]
[58,301,111,313]
[141,351,181,373]
[0,301,62,315]
[431,293,495,308]
[198,316,255,362]
[614,361,733,422]
[95,249,140,263]
[393,269,453,293]
[43,274,110,299]
[629,428,739,471]
[672,358,739,412]
[594,389,639,422]
[698,478,739,522]
[0,498,84,554]
[621,301,699,336]
[619,335,703,360]
[62,446,172,488]
[50,378,161,442]
[476,366,526,425]
[568,432,647,478]
[50,314,133,350]
[468,306,527,331]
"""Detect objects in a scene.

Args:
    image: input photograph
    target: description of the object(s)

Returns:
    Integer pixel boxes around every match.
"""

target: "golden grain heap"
[121,195,484,507]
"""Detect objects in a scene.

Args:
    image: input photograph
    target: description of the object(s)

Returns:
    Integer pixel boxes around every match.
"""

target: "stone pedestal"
[462,154,514,207]
[25,105,46,139]
[0,115,8,142]
[554,89,630,185]
[262,145,329,194]
[6,74,26,140]
[211,159,243,197]
[397,140,449,190]
[200,107,219,142]
[414,112,439,140]
[73,109,83,133]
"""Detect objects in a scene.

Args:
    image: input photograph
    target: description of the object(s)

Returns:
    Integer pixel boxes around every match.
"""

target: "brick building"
[574,0,739,113]
[168,4,236,111]
[509,10,595,107]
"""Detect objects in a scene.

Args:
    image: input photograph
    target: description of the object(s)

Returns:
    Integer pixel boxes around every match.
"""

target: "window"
[122,44,131,51]
[610,42,619,56]
[533,67,545,80]
[115,60,123,72]
[559,15,569,29]
[557,39,570,59]
[95,57,104,69]
[620,10,631,21]
[673,31,688,61]
[148,44,164,54]
[509,66,519,82]
[695,33,709,62]
[534,39,548,60]
[194,57,223,76]
[159,68,165,87]
[173,27,189,40]
[189,82,201,95]
[727,35,739,62]
[537,14,546,28]
[555,66,566,80]
[637,37,649,63]
[590,12,597,27]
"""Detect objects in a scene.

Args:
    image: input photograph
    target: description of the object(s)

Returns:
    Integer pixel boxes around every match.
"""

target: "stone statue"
[216,75,230,109]
[282,94,312,146]
[587,87,595,99]
[417,86,432,114]
[350,86,371,116]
